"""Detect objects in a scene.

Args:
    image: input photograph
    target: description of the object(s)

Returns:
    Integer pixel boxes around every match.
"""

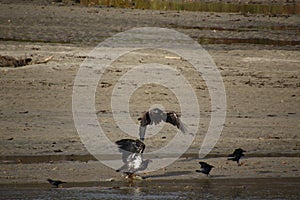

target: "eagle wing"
[116,139,145,153]
[165,112,187,133]
[115,139,136,152]
[138,108,165,140]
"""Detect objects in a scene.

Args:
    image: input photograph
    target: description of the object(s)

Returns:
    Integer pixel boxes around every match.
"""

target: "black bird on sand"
[228,148,246,165]
[196,161,214,176]
[47,179,66,188]
[138,108,187,141]
[115,139,151,179]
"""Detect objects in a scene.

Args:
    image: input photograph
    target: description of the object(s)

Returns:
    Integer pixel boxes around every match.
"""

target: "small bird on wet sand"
[228,148,246,165]
[47,178,66,188]
[138,108,187,141]
[196,161,214,176]
[115,139,150,179]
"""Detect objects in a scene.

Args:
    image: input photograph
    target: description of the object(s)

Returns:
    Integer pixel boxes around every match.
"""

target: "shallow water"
[1,178,300,199]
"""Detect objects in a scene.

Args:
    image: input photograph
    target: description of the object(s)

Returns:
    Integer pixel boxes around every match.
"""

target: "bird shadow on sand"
[207,174,228,178]
[143,171,228,179]
[142,171,193,179]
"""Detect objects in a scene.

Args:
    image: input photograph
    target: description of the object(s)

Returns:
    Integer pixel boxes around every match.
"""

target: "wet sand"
[1,178,300,199]
[0,0,300,194]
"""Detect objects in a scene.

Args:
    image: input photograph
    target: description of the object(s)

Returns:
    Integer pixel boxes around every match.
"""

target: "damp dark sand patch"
[168,23,300,46]
[0,3,299,48]
[198,37,300,46]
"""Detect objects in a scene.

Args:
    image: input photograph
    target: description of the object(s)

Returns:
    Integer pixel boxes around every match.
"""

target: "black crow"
[115,139,150,179]
[196,161,214,176]
[47,179,66,188]
[228,148,246,165]
[138,108,187,141]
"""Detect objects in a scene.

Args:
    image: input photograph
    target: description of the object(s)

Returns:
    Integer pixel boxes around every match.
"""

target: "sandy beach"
[0,1,300,196]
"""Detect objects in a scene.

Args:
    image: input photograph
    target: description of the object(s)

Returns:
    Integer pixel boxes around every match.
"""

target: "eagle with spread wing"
[138,108,187,141]
[115,139,151,179]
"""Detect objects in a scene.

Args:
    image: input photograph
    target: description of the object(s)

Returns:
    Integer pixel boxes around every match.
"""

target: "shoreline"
[0,1,299,185]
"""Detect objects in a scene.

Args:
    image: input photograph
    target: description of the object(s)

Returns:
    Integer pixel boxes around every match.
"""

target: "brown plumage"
[138,108,187,141]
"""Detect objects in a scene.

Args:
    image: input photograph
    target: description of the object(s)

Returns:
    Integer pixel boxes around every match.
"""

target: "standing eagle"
[115,139,150,179]
[138,108,187,141]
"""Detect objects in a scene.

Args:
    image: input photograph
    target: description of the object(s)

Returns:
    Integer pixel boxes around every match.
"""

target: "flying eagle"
[138,108,187,141]
[228,148,246,165]
[196,161,214,176]
[115,139,151,179]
